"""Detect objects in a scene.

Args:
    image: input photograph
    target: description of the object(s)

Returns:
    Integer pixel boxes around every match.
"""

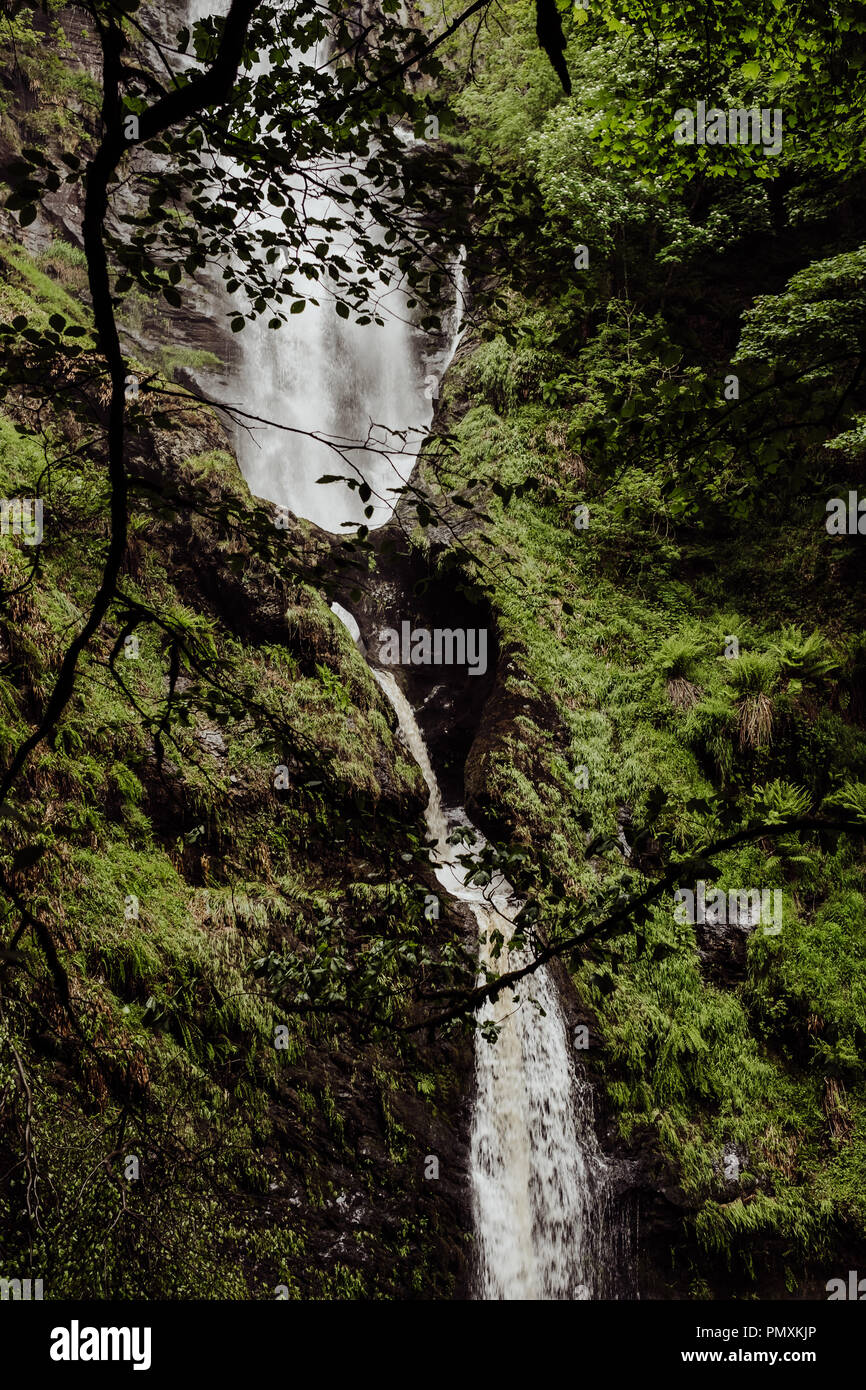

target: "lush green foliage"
[405,0,866,1288]
[0,241,468,1297]
[2,0,866,1300]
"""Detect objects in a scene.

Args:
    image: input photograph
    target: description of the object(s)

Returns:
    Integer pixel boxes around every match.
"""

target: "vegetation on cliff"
[1,0,866,1301]
[417,0,866,1293]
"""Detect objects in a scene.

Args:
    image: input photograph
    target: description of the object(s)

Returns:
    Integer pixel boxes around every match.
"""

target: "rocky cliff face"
[0,307,480,1294]
[4,0,866,1306]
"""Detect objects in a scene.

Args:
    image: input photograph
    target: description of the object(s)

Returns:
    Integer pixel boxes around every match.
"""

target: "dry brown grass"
[544,423,585,480]
[823,1077,853,1142]
[757,1123,798,1180]
[738,691,774,748]
[666,676,702,709]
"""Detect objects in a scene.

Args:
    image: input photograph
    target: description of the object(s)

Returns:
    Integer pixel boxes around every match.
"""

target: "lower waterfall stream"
[372,668,620,1299]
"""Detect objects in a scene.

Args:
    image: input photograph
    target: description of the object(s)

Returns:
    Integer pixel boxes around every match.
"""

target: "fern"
[768,625,839,685]
[823,781,866,824]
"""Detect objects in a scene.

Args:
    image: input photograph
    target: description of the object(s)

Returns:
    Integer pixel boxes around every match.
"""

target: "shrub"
[769,625,839,688]
[654,630,705,708]
[727,652,780,749]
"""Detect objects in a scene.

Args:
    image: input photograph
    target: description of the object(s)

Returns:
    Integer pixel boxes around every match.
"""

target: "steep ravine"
[155,99,650,1286]
[6,0,864,1303]
[165,28,645,1279]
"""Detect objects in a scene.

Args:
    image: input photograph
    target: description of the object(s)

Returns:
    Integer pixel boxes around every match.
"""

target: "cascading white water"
[471,941,609,1299]
[233,227,464,534]
[183,0,464,532]
[372,668,613,1300]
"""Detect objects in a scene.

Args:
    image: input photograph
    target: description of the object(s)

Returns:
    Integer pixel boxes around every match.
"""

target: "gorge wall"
[2,0,866,1305]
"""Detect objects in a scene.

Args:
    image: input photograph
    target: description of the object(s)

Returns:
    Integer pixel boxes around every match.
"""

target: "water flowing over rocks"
[6,0,698,1301]
[183,6,640,1291]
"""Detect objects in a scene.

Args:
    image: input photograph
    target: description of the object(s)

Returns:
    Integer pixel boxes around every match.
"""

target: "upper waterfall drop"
[183,0,465,533]
[233,239,465,534]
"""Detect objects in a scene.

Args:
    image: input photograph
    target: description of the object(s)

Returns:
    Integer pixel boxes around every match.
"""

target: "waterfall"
[471,939,610,1299]
[182,0,465,533]
[232,235,464,534]
[181,4,630,1301]
[223,185,462,533]
[372,669,618,1300]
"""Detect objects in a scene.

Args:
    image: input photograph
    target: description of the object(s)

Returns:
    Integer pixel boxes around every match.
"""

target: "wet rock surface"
[331,527,498,808]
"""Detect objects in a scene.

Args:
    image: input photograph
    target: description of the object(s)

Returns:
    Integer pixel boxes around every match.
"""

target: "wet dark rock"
[331,526,498,807]
[695,915,752,986]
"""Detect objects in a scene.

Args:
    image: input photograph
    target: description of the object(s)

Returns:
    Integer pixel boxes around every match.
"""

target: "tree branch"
[0,0,261,808]
[403,813,866,1032]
